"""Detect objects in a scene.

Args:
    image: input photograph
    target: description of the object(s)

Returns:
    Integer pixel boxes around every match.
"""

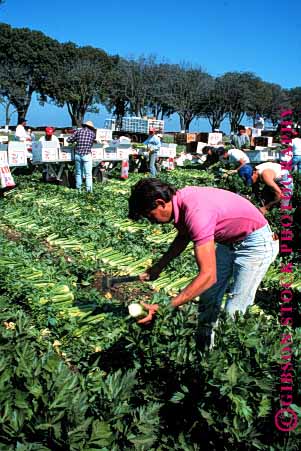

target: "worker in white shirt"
[15,118,29,141]
[292,130,301,173]
[251,162,293,214]
[222,148,253,186]
[39,127,60,147]
[254,114,265,130]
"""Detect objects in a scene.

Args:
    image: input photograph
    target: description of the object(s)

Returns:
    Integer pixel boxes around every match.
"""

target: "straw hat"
[83,120,96,130]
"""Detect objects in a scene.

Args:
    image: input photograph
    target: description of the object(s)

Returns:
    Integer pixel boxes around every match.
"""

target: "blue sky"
[1,0,301,131]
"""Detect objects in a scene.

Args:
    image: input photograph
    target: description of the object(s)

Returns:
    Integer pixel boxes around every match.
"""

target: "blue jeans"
[75,153,93,192]
[198,224,279,346]
[293,155,301,173]
[238,164,253,186]
[149,152,158,177]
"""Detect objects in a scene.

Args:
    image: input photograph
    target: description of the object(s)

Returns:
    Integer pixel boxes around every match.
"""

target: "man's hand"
[137,302,159,325]
[139,265,162,282]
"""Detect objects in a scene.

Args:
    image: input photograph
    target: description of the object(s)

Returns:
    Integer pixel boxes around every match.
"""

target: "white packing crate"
[32,141,59,163]
[147,119,164,133]
[0,135,9,143]
[103,147,118,160]
[116,148,130,159]
[96,128,113,142]
[122,117,148,133]
[0,150,8,166]
[246,147,269,163]
[196,142,208,154]
[58,147,74,162]
[158,145,176,158]
[92,147,104,161]
[267,149,280,160]
[8,141,28,166]
[208,132,223,146]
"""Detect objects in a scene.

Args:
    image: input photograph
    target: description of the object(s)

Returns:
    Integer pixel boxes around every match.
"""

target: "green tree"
[245,80,287,127]
[286,86,301,127]
[0,23,61,123]
[41,43,113,126]
[104,57,135,128]
[219,72,258,132]
[167,64,212,132]
[202,76,228,131]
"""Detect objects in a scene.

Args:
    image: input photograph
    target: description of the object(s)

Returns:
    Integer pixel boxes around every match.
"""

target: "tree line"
[0,22,300,132]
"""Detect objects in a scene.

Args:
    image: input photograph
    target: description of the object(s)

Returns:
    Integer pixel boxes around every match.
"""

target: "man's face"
[145,200,173,224]
[239,129,245,135]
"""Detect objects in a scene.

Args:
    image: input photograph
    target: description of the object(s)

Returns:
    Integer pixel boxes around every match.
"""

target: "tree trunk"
[184,118,192,132]
[179,115,185,132]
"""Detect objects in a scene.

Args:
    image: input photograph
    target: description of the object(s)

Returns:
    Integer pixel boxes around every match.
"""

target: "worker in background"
[67,120,96,193]
[27,128,36,142]
[200,146,224,168]
[128,178,279,350]
[39,127,60,147]
[222,148,253,186]
[15,118,29,141]
[231,125,250,150]
[143,128,161,177]
[251,162,293,215]
[292,130,301,173]
[254,114,265,130]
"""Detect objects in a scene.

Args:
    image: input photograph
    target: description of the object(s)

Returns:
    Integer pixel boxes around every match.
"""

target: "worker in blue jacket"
[143,128,161,176]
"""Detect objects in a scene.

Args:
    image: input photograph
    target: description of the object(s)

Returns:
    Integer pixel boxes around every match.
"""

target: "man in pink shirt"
[128,178,279,350]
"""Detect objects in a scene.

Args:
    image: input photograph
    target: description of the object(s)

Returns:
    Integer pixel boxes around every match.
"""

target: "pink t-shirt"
[172,187,267,246]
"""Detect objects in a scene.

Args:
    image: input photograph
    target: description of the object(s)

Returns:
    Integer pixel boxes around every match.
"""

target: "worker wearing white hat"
[67,120,96,192]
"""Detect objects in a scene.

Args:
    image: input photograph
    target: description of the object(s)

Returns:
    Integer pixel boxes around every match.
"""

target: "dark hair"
[237,125,245,132]
[202,146,212,155]
[128,178,177,220]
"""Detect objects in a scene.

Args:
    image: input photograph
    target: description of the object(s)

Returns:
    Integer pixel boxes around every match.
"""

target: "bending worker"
[222,148,253,186]
[128,178,279,349]
[251,162,293,215]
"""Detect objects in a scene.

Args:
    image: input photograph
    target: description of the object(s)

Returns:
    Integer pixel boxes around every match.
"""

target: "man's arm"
[260,170,283,211]
[235,158,247,172]
[67,130,78,144]
[171,240,216,307]
[140,233,190,281]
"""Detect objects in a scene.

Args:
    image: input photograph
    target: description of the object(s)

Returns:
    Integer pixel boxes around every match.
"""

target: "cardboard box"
[58,147,74,162]
[0,150,8,166]
[92,147,104,161]
[246,148,269,162]
[254,136,273,147]
[175,133,197,144]
[0,135,9,144]
[158,146,177,158]
[7,142,28,166]
[96,128,113,142]
[32,142,58,163]
[208,132,223,145]
[195,132,223,145]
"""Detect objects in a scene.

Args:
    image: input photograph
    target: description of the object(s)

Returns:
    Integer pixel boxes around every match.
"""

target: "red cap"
[45,127,54,135]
